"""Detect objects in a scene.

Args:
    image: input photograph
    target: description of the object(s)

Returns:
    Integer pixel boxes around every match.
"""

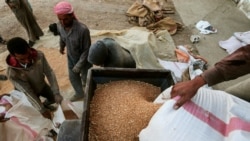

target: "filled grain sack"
[140,87,250,141]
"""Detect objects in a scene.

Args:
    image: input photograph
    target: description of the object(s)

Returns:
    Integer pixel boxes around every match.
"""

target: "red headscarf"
[54,1,77,19]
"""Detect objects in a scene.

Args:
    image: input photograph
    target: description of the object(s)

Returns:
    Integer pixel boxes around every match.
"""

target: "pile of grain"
[89,80,162,141]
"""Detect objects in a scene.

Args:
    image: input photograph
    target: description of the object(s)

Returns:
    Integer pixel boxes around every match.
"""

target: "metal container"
[81,68,177,141]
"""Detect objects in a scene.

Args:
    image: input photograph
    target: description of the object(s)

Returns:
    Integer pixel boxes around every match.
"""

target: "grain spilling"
[89,80,162,141]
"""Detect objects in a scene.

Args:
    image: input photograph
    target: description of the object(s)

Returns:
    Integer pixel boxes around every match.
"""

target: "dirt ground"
[0,0,193,98]
[0,0,192,49]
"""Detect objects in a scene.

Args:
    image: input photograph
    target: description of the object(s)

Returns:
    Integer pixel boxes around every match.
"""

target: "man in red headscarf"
[54,1,92,102]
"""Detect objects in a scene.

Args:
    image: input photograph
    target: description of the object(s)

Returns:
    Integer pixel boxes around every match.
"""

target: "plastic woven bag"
[140,87,250,141]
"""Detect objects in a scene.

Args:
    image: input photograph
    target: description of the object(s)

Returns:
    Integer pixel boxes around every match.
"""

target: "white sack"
[195,20,217,34]
[157,59,188,82]
[0,90,56,141]
[153,86,172,104]
[140,87,250,141]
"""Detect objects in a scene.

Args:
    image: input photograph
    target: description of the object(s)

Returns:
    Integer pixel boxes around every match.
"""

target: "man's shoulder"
[30,48,43,56]
[34,50,46,60]
[102,38,120,47]
[36,49,44,54]
[74,21,89,30]
[102,38,116,43]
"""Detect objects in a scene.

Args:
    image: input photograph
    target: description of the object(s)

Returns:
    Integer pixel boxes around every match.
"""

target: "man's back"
[88,38,136,68]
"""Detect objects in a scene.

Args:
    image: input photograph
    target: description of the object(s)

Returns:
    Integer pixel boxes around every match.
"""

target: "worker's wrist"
[194,75,207,87]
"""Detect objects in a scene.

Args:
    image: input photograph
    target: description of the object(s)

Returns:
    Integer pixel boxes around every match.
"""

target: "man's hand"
[59,48,65,54]
[41,109,52,119]
[54,94,63,104]
[72,66,80,73]
[170,76,206,109]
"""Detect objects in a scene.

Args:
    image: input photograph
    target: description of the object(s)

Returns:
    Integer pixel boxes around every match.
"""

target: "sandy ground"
[0,0,192,98]
[0,0,135,41]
